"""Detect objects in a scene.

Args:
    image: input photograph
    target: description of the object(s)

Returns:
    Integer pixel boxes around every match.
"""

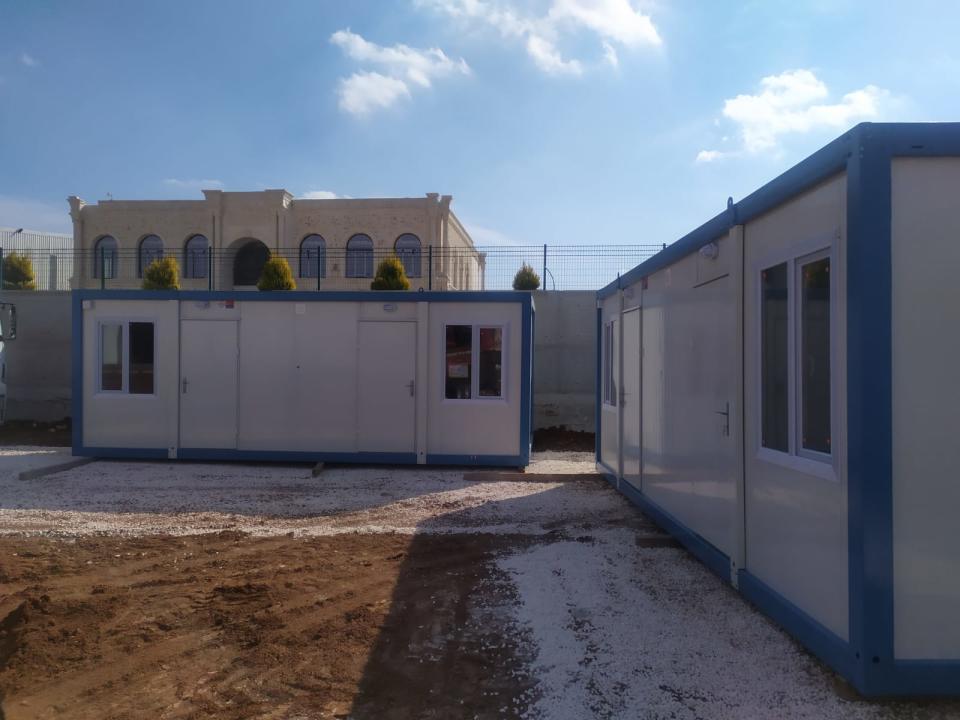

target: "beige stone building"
[68,190,485,291]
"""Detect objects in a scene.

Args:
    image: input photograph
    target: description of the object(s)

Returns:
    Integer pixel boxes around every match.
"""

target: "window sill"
[755,447,838,482]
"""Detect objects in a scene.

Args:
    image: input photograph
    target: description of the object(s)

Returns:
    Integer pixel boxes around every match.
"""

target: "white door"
[180,320,238,449]
[622,308,641,489]
[357,322,416,453]
[641,272,739,558]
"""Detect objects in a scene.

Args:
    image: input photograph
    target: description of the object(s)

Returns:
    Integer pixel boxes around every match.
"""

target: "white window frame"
[96,319,157,397]
[442,323,508,403]
[754,234,838,481]
[795,248,833,463]
[602,320,617,407]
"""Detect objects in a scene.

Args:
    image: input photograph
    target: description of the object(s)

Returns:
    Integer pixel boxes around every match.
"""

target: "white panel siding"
[742,173,849,641]
[891,158,960,660]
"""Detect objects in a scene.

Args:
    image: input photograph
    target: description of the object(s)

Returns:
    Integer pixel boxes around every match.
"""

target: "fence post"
[207,250,213,291]
[542,244,547,292]
[49,254,58,291]
[428,245,433,290]
[0,248,4,291]
[100,250,105,290]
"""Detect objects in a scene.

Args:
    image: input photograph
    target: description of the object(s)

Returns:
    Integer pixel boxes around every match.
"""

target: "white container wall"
[74,291,533,467]
[596,123,960,696]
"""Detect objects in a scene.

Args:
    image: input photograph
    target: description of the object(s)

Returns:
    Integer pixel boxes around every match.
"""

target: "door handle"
[182,377,189,394]
[715,402,730,436]
[406,380,415,397]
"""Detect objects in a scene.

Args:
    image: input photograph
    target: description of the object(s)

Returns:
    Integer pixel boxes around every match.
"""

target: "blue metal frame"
[596,123,960,696]
[72,289,534,469]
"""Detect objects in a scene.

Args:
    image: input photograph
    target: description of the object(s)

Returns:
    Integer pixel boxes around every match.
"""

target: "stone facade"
[68,190,485,291]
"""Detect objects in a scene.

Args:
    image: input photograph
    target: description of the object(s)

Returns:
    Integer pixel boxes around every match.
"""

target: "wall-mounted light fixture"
[699,242,719,260]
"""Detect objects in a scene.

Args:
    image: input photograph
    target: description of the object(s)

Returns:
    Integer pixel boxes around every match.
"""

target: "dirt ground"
[0,531,536,720]
[0,423,70,449]
[2,450,959,720]
[531,427,594,452]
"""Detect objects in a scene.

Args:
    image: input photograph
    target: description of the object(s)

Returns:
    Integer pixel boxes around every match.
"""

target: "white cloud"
[602,41,618,69]
[527,34,583,75]
[701,69,887,159]
[20,53,38,68]
[300,190,346,200]
[0,196,71,234]
[330,30,469,116]
[336,72,411,116]
[695,149,727,164]
[418,0,660,75]
[163,178,224,190]
[548,0,661,47]
[462,221,515,246]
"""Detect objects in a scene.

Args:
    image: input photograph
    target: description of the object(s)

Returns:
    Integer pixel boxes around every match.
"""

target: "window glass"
[801,257,831,454]
[138,235,164,278]
[184,235,209,279]
[101,324,123,391]
[478,327,503,397]
[346,234,374,278]
[300,234,326,278]
[129,322,155,394]
[445,325,472,399]
[395,234,422,278]
[761,262,789,452]
[94,236,118,279]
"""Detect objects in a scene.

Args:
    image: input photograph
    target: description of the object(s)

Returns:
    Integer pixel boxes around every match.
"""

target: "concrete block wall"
[2,291,72,422]
[0,290,597,433]
[532,290,595,432]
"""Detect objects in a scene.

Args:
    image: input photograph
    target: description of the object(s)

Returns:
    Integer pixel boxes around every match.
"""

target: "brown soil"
[0,421,71,448]
[532,426,594,452]
[0,532,535,720]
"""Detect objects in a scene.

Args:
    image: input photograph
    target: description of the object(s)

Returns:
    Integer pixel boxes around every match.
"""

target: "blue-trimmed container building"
[73,290,533,467]
[596,123,960,696]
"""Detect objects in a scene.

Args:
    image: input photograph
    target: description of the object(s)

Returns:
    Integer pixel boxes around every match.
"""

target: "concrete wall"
[1,291,72,422]
[532,290,595,432]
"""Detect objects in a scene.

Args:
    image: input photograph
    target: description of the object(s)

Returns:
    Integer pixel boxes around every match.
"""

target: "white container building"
[596,123,960,696]
[73,290,533,467]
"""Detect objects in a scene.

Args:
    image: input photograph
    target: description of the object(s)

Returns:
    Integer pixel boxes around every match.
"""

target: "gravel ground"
[0,450,642,537]
[2,448,958,719]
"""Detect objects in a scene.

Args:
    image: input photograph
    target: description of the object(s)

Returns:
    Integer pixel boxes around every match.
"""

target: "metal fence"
[0,228,74,291]
[0,241,667,292]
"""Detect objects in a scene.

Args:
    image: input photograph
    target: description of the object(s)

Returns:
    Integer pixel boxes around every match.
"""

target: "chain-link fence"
[0,240,666,292]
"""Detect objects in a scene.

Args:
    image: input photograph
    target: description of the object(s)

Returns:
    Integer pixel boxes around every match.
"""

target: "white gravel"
[0,449,636,537]
[498,530,960,720]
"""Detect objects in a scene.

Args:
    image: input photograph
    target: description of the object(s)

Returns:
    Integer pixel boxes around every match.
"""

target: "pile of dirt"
[532,426,595,452]
[0,532,535,719]
[0,420,71,447]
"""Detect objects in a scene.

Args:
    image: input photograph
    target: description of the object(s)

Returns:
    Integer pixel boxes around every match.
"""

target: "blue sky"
[1,0,958,246]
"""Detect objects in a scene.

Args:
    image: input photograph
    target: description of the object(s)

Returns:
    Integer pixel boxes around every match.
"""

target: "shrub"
[512,263,540,290]
[257,256,296,291]
[370,255,411,290]
[142,256,181,290]
[2,252,37,290]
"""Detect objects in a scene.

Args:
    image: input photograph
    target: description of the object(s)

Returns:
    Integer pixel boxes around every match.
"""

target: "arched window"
[345,234,374,278]
[137,235,164,278]
[93,236,118,279]
[394,233,421,278]
[299,234,326,278]
[183,235,209,279]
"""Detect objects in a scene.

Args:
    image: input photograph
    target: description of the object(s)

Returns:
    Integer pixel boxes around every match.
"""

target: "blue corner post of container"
[845,124,895,694]
[71,291,84,452]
